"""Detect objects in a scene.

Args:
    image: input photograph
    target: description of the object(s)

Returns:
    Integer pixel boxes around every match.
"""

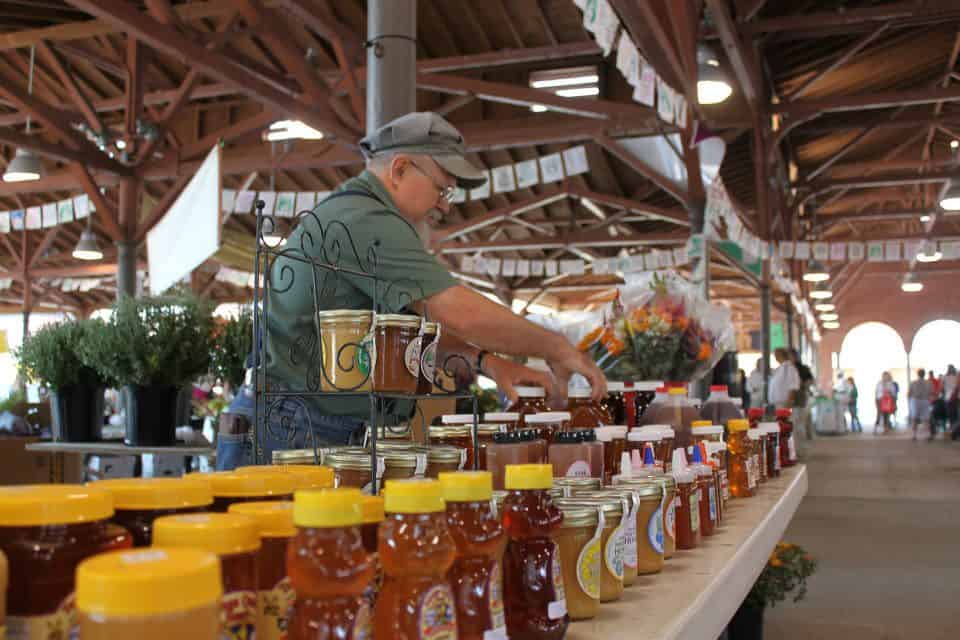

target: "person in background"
[769,348,800,411]
[875,371,897,434]
[907,368,932,441]
[847,377,862,433]
[791,348,815,441]
[928,370,945,439]
[738,368,750,409]
[747,357,765,409]
[943,365,958,437]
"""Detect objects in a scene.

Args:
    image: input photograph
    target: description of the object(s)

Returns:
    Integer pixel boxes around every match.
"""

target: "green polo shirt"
[264,170,457,421]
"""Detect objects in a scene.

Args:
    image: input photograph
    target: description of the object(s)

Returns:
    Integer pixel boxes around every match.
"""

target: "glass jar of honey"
[380,448,425,482]
[613,474,676,560]
[201,471,295,511]
[584,483,664,576]
[0,485,133,637]
[373,314,422,393]
[594,426,627,484]
[76,548,222,640]
[760,423,781,477]
[749,429,766,484]
[227,501,295,640]
[776,408,797,467]
[425,445,466,478]
[484,412,520,432]
[432,417,504,470]
[287,488,373,639]
[549,430,604,479]
[727,419,756,498]
[487,432,531,491]
[507,387,549,425]
[377,479,458,638]
[554,496,624,603]
[567,388,612,429]
[553,504,600,621]
[152,513,260,639]
[525,412,571,443]
[603,382,627,425]
[502,464,568,639]
[324,448,379,491]
[670,454,700,550]
[518,429,548,464]
[569,490,638,587]
[688,447,716,538]
[238,464,336,491]
[316,309,374,392]
[552,478,602,499]
[360,495,385,609]
[417,321,440,395]
[439,472,507,640]
[96,477,213,547]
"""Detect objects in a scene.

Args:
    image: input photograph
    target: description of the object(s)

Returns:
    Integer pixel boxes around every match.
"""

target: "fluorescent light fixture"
[579,197,606,220]
[920,214,932,223]
[809,283,833,299]
[940,182,960,211]
[530,104,548,113]
[820,313,839,321]
[814,303,835,312]
[531,74,599,89]
[802,259,830,282]
[3,147,42,182]
[265,120,324,141]
[556,86,600,98]
[823,321,840,330]
[916,242,942,262]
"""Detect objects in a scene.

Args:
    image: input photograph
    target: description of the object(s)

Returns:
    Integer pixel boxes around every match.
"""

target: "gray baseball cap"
[359,112,488,189]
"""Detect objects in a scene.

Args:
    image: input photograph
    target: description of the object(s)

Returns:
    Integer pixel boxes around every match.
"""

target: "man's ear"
[389,155,408,186]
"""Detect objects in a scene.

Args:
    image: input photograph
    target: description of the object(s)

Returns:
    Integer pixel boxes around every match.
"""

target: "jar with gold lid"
[425,445,466,478]
[554,496,624,602]
[552,477,602,497]
[316,309,374,391]
[553,504,601,621]
[578,483,664,576]
[568,489,638,586]
[325,447,379,491]
[373,314,422,393]
[614,473,677,560]
[417,321,440,395]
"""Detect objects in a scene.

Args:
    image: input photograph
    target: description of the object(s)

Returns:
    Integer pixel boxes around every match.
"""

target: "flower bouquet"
[577,272,734,382]
[746,542,817,608]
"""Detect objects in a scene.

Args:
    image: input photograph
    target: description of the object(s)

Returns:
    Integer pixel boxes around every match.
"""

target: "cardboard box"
[0,436,83,485]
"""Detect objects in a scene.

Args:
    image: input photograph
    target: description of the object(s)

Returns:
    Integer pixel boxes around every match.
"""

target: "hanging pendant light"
[814,302,835,312]
[809,282,832,299]
[916,241,942,263]
[73,217,102,261]
[3,46,42,183]
[696,44,733,105]
[802,259,830,282]
[940,181,960,211]
[901,273,923,293]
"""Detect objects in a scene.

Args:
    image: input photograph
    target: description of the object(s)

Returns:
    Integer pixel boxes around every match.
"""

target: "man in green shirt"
[255,112,605,462]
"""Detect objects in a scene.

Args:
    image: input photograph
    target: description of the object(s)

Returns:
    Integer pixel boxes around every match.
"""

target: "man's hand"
[481,355,559,406]
[545,342,607,406]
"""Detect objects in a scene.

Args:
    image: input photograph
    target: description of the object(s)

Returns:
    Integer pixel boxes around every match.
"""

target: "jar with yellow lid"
[613,473,677,560]
[360,494,385,608]
[228,501,295,640]
[77,547,222,640]
[316,309,374,391]
[554,495,625,602]
[197,470,295,511]
[153,512,260,639]
[570,489,639,586]
[553,503,601,620]
[0,485,133,637]
[95,477,213,546]
[373,314,422,393]
[288,489,374,640]
[239,464,335,491]
[417,321,440,395]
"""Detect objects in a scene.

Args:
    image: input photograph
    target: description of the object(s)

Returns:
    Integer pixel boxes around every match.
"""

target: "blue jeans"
[216,388,365,469]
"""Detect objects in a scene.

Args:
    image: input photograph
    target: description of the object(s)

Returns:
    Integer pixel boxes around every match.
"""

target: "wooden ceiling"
[0,0,953,336]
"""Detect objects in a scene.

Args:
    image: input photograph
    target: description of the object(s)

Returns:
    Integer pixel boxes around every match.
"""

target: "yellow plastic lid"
[361,495,385,524]
[668,387,687,396]
[728,419,750,432]
[152,513,260,556]
[200,471,295,498]
[93,478,213,511]
[438,471,493,502]
[384,479,445,514]
[228,501,295,538]
[77,548,222,617]
[690,420,712,427]
[0,484,112,526]
[293,488,363,528]
[504,464,553,490]
[238,465,335,491]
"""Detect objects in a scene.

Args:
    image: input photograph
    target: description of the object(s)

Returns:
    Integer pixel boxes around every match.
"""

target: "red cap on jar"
[776,408,793,418]
[709,385,728,392]
[748,407,764,419]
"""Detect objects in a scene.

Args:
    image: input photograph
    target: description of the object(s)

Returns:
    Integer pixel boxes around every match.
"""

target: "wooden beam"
[176,110,276,161]
[742,3,960,35]
[705,0,761,113]
[70,163,123,242]
[36,40,104,134]
[28,227,62,270]
[125,37,143,136]
[596,135,691,207]
[776,86,960,118]
[566,187,689,226]
[432,192,568,244]
[436,229,689,253]
[0,128,132,176]
[807,169,960,193]
[787,23,889,100]
[609,0,686,91]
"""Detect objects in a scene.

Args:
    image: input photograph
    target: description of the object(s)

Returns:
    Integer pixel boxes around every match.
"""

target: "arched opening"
[839,322,908,428]
[909,319,960,378]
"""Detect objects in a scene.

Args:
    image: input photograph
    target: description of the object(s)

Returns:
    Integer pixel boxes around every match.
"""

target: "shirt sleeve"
[786,365,801,391]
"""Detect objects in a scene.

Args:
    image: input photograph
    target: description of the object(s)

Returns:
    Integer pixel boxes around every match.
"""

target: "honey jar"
[96,477,213,547]
[372,314,422,393]
[316,309,373,391]
[553,504,601,621]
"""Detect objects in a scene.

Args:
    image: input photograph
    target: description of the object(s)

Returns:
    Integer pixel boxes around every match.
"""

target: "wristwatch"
[476,350,490,374]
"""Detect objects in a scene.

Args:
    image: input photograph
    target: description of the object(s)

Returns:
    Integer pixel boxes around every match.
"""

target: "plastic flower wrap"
[576,272,734,382]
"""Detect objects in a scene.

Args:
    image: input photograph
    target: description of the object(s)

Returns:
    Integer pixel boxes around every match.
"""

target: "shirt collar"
[357,170,400,211]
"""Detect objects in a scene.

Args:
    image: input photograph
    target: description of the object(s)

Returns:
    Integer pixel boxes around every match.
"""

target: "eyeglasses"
[409,159,457,204]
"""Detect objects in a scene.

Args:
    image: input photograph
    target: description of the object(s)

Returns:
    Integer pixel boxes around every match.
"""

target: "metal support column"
[761,278,772,408]
[786,299,794,350]
[366,0,417,133]
[116,177,140,299]
[116,241,137,298]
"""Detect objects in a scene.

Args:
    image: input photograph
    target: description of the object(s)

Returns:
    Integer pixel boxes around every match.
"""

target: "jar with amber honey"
[432,417,503,470]
[594,426,627,484]
[373,314,422,393]
[324,448,378,491]
[553,504,601,621]
[567,387,612,429]
[417,321,439,395]
[316,309,373,391]
[507,387,549,425]
[727,419,755,498]
[200,470,295,511]
[96,477,213,547]
[360,495,385,609]
[760,423,782,478]
[76,548,222,640]
[525,412,571,444]
[425,445,466,478]
[554,496,624,603]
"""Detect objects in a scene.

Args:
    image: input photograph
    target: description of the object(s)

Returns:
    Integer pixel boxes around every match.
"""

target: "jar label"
[357,331,376,381]
[689,490,700,533]
[620,496,638,569]
[487,560,507,634]
[548,543,567,620]
[564,459,592,478]
[8,593,76,640]
[604,522,626,580]
[666,496,677,541]
[648,499,664,554]
[258,577,294,640]
[720,469,730,500]
[418,584,457,640]
[708,486,718,523]
[221,589,258,639]
[576,533,602,599]
[353,598,372,640]
[404,336,422,378]
[788,435,797,462]
[421,338,438,387]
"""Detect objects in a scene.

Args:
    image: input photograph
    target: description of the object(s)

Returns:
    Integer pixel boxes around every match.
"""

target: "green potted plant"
[16,320,111,442]
[210,308,253,391]
[729,542,817,640]
[80,295,214,447]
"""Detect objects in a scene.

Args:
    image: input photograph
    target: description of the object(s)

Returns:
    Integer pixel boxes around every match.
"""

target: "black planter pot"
[123,385,181,447]
[728,603,765,640]
[49,385,105,442]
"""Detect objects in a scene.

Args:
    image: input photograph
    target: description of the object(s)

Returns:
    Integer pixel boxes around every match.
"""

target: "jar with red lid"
[567,387,612,429]
[507,387,549,425]
[776,409,797,467]
[748,407,765,430]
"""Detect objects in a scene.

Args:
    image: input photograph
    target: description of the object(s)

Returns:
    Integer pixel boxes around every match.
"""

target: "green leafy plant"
[745,542,817,609]
[0,388,24,414]
[16,320,110,390]
[79,295,215,388]
[210,308,252,388]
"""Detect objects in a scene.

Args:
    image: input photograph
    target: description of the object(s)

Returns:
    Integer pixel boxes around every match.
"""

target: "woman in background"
[847,377,862,433]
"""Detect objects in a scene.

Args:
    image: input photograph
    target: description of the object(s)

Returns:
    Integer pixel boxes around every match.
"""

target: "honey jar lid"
[584,483,661,500]
[324,448,374,471]
[92,477,213,511]
[375,313,422,328]
[438,471,493,502]
[0,484,113,526]
[728,419,750,432]
[627,430,661,442]
[691,425,724,436]
[238,465,335,491]
[316,309,373,322]
[228,500,295,538]
[379,449,420,468]
[515,386,546,398]
[272,449,323,464]
[361,495,385,523]
[427,445,464,463]
[293,488,364,528]
[504,464,553,490]
[199,470,295,498]
[594,426,628,441]
[614,473,677,491]
[484,412,519,422]
[759,422,781,435]
[606,381,626,393]
[553,477,602,490]
[384,479,445,514]
[556,496,622,518]
[524,412,571,424]
[153,513,260,555]
[429,424,472,438]
[556,504,599,528]
[77,548,222,618]
[567,387,594,399]
[423,321,439,333]
[441,414,477,425]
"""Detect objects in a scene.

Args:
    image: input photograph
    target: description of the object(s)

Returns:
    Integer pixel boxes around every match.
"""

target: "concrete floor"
[765,428,960,639]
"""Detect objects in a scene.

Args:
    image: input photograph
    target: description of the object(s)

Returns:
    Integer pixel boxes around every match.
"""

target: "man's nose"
[436,197,452,215]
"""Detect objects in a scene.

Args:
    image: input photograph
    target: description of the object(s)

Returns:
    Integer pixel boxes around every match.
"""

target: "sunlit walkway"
[766,434,960,639]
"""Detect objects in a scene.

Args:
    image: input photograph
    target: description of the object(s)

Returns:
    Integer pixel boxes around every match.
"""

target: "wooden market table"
[567,464,808,640]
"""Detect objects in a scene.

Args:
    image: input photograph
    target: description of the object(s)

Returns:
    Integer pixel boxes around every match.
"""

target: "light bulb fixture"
[4,46,42,183]
[940,181,960,211]
[952,140,959,150]
[814,302,835,312]
[901,273,923,293]
[529,104,547,113]
[920,214,932,223]
[916,241,942,263]
[697,44,732,105]
[823,321,840,330]
[264,120,324,142]
[809,282,833,299]
[820,312,839,321]
[802,259,830,282]
[72,219,103,261]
